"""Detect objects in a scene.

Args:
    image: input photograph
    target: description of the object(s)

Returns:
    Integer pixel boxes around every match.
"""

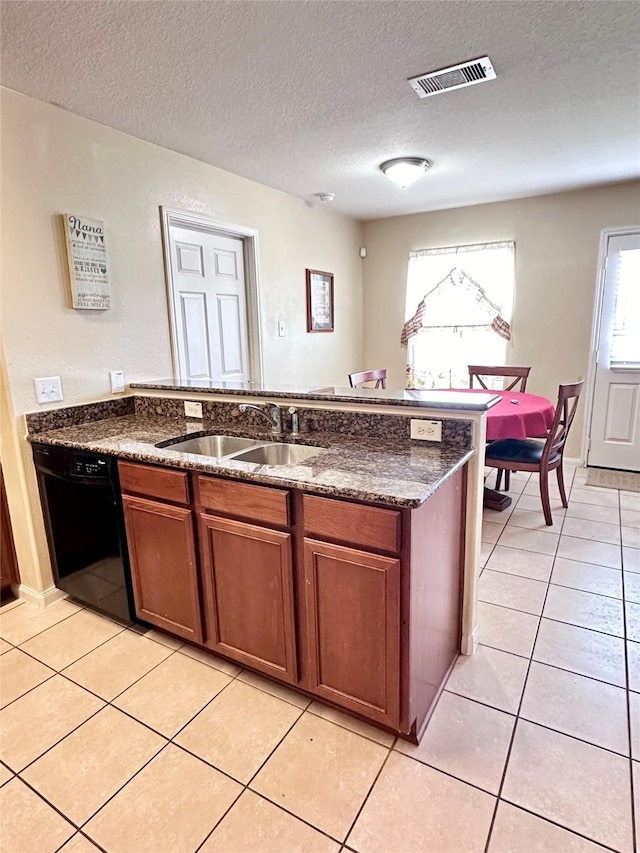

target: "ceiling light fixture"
[380,157,431,188]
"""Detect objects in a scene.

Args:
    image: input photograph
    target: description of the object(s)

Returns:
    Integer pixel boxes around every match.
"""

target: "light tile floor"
[0,465,638,852]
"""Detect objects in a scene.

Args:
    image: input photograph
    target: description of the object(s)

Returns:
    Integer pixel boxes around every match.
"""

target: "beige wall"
[0,88,364,591]
[1,89,364,414]
[362,182,640,455]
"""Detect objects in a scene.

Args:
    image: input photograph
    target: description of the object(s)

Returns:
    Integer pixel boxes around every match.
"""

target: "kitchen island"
[26,385,499,741]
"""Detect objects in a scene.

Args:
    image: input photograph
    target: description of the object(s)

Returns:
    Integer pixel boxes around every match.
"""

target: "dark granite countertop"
[130,379,501,412]
[28,414,474,508]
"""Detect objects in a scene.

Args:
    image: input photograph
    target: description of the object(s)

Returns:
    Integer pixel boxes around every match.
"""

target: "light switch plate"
[278,320,286,337]
[34,376,63,404]
[109,370,125,393]
[410,419,442,442]
[184,400,203,419]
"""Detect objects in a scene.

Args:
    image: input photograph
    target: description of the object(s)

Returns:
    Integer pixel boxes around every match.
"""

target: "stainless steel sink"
[231,443,324,466]
[163,435,259,457]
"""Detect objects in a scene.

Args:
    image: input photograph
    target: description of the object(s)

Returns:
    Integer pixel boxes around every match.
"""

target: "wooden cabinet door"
[122,495,203,642]
[199,514,297,682]
[303,538,400,728]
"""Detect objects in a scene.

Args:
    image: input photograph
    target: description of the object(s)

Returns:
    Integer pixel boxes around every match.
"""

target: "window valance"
[401,267,512,346]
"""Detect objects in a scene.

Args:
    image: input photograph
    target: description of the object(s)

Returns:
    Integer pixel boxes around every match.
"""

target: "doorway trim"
[160,206,264,384]
[581,224,640,466]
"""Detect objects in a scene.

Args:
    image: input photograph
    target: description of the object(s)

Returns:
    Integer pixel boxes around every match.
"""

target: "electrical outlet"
[278,320,286,337]
[109,370,125,393]
[410,419,442,442]
[184,400,203,419]
[34,376,63,404]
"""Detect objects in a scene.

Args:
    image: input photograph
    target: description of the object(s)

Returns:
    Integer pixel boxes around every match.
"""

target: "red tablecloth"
[458,389,556,440]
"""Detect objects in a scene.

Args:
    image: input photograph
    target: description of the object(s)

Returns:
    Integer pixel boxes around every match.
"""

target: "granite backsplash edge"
[25,394,473,449]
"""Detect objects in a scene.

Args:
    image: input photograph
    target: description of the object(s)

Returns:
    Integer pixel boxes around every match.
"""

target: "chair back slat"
[543,380,584,460]
[468,365,531,392]
[349,369,387,389]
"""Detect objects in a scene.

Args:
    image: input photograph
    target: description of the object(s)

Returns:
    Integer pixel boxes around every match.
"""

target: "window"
[402,241,515,389]
[610,243,640,368]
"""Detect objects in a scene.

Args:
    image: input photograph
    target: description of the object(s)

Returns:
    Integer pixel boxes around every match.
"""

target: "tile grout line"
[482,488,565,853]
[444,680,632,762]
[2,636,182,716]
[7,607,386,743]
[55,829,109,853]
[502,612,633,640]
[341,743,396,849]
[107,654,366,850]
[479,605,626,641]
[12,749,106,847]
[510,713,631,761]
[389,743,510,799]
[62,664,253,847]
[496,796,623,853]
[193,710,346,853]
[619,493,638,853]
[486,480,638,853]
[0,604,91,649]
[485,567,628,603]
[194,674,399,847]
[7,641,243,837]
[6,475,636,851]
[9,700,109,777]
[6,608,391,830]
[76,740,175,847]
[5,611,131,674]
[474,642,627,690]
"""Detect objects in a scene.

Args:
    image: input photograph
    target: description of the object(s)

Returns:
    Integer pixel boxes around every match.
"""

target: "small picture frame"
[306,269,334,333]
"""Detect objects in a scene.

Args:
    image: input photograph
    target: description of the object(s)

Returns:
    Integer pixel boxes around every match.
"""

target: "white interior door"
[168,225,250,383]
[588,232,640,471]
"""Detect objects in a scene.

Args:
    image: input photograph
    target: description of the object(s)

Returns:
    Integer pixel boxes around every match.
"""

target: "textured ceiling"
[1,0,639,219]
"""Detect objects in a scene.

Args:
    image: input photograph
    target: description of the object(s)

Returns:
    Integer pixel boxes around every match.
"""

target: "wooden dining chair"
[486,380,584,525]
[348,369,387,389]
[468,365,531,392]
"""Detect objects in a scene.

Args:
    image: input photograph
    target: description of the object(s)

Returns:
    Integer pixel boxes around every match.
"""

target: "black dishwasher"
[32,443,136,623]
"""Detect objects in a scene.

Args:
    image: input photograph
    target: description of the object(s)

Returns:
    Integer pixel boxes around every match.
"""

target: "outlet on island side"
[410,419,442,442]
[184,400,203,419]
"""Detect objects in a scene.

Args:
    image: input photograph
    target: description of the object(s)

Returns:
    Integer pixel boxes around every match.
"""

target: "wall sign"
[306,268,334,333]
[62,214,111,310]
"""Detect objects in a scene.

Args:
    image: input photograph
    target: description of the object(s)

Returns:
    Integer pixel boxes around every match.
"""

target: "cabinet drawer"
[119,461,189,505]
[303,494,401,553]
[196,475,289,527]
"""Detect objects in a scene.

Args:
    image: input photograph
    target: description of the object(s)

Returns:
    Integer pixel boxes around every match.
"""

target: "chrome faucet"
[239,402,282,435]
[288,407,299,436]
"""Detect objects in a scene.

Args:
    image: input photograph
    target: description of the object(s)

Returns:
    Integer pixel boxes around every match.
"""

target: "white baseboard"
[461,623,479,656]
[15,584,67,609]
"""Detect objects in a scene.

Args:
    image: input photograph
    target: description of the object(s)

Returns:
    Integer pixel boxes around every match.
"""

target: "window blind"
[610,247,640,368]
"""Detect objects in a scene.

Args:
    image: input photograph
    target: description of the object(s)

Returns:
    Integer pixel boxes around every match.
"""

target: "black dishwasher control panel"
[72,456,109,478]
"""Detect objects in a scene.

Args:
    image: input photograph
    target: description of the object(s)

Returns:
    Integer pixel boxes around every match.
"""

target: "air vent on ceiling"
[408,56,496,98]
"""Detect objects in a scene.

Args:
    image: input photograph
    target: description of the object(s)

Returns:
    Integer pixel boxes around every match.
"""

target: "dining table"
[482,389,556,442]
[409,387,556,511]
[466,388,556,510]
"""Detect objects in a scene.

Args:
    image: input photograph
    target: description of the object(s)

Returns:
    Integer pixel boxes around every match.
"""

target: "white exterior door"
[168,225,250,383]
[588,232,640,471]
